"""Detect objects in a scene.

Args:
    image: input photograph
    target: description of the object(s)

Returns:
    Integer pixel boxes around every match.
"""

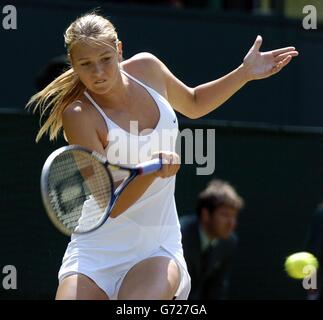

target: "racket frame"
[41,145,160,236]
[41,145,115,236]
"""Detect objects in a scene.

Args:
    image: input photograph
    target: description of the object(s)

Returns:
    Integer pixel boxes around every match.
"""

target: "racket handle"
[137,158,162,175]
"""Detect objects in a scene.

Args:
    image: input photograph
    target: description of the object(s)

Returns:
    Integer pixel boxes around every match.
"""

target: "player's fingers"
[274,51,298,62]
[162,160,180,178]
[168,165,180,177]
[151,151,162,161]
[250,35,263,52]
[271,63,282,74]
[151,151,167,177]
[173,163,181,175]
[168,153,180,164]
[171,154,181,174]
[153,151,180,178]
[173,153,181,165]
[272,55,291,74]
[159,159,170,178]
[168,153,181,175]
[279,55,292,68]
[271,46,296,56]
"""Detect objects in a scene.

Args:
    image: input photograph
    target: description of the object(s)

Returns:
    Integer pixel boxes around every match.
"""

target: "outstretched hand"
[242,35,299,81]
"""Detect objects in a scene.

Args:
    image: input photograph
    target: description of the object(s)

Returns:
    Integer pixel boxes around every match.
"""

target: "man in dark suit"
[180,179,244,300]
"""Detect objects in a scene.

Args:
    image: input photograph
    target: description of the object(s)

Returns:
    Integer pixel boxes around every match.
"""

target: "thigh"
[56,273,110,300]
[117,256,180,300]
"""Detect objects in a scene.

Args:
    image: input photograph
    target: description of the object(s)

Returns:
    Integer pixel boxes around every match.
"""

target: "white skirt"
[58,214,191,299]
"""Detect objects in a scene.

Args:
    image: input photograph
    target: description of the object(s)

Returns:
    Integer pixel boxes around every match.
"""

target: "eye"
[80,62,90,66]
[102,57,111,62]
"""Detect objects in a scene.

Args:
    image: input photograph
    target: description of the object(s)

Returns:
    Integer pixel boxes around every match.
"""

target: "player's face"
[70,40,120,94]
[209,205,238,239]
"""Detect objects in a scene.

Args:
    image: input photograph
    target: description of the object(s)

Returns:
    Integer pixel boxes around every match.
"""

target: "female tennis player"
[28,12,298,300]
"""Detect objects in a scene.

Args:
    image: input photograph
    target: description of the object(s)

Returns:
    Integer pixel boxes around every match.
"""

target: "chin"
[89,84,112,95]
[218,232,232,240]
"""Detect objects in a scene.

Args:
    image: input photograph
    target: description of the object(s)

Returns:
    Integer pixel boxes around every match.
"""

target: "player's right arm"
[62,102,106,156]
[62,102,179,218]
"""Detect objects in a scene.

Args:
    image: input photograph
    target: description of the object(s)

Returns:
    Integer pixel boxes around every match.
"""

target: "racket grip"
[137,158,162,175]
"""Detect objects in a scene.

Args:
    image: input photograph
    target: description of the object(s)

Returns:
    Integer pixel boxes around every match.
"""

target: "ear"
[67,53,74,68]
[117,40,123,62]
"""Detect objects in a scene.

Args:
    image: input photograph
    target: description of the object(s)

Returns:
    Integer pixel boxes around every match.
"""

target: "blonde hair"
[26,12,119,142]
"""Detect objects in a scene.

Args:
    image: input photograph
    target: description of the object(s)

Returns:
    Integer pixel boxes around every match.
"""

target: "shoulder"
[123,52,196,118]
[124,52,164,70]
[62,101,91,141]
[121,52,167,90]
[62,99,106,149]
[62,101,107,154]
[63,98,91,116]
[62,100,92,126]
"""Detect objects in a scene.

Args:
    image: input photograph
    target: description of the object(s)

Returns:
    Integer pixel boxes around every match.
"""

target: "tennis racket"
[40,145,162,236]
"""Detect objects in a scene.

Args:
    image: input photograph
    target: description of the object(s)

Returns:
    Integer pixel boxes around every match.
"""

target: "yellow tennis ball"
[284,252,319,279]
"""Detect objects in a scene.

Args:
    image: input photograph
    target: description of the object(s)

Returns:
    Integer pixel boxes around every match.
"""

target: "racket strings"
[47,150,112,232]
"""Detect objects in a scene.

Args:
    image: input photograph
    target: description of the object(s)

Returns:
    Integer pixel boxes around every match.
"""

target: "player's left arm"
[149,36,298,119]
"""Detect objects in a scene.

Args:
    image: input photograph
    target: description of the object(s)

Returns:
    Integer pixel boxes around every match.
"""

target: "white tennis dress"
[58,69,191,299]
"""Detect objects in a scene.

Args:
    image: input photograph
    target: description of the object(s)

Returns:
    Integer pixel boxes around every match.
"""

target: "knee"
[56,274,109,300]
[117,258,181,300]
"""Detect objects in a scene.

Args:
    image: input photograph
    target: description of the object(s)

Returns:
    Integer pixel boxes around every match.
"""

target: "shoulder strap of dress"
[83,91,110,122]
[120,69,152,91]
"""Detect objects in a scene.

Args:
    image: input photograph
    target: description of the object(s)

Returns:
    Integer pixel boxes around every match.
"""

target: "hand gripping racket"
[40,145,162,236]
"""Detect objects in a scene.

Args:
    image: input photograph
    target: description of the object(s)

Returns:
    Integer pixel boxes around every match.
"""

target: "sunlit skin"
[201,205,239,240]
[55,26,298,300]
[67,39,181,214]
[57,39,182,301]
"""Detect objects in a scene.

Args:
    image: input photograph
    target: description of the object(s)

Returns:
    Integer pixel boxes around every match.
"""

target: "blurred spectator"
[180,179,244,299]
[35,55,69,91]
[304,205,323,300]
[86,0,273,11]
[95,0,185,8]
[181,0,209,8]
[222,0,255,11]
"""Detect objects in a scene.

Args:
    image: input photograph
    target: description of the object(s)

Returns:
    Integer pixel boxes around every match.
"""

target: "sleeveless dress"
[58,69,191,299]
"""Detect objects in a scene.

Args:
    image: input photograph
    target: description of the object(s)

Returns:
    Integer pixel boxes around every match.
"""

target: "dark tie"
[201,242,213,275]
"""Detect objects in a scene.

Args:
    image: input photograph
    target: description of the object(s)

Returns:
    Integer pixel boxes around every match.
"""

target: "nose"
[227,218,236,230]
[93,63,104,76]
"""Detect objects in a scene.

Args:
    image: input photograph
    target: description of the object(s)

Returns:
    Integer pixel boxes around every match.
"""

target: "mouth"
[94,79,106,84]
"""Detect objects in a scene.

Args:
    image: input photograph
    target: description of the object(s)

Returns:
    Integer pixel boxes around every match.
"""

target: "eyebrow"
[77,50,112,61]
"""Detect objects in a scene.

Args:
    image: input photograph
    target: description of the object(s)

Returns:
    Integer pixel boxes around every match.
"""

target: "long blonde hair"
[26,12,119,142]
